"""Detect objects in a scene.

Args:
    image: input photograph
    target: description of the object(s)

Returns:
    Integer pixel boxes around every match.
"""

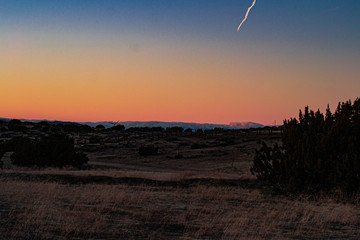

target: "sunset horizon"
[0,115,267,127]
[1,0,359,126]
[1,1,360,238]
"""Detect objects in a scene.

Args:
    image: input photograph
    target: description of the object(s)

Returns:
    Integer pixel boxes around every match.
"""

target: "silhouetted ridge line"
[0,117,266,129]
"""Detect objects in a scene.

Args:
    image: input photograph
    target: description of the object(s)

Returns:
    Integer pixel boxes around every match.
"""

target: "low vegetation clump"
[110,124,125,131]
[138,144,158,157]
[251,98,360,194]
[3,134,88,168]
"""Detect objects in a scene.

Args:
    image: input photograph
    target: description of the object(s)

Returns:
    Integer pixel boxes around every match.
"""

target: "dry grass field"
[79,130,282,179]
[1,126,360,239]
[1,168,360,240]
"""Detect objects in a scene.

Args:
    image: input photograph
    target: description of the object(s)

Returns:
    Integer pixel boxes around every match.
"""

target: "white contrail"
[237,0,256,31]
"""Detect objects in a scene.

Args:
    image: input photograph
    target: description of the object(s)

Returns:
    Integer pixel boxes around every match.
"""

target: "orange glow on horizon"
[1,31,359,126]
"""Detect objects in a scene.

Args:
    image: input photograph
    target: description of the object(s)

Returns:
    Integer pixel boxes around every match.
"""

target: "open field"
[0,120,281,173]
[1,169,360,240]
[1,125,360,239]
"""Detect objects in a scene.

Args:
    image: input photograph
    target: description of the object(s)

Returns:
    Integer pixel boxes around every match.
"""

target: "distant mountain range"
[0,117,265,130]
[82,121,265,130]
[229,122,264,129]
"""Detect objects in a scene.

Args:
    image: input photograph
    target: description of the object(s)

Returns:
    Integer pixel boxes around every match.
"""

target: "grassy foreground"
[1,169,360,240]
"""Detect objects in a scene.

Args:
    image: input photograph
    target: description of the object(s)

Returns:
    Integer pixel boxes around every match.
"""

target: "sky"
[1,0,359,125]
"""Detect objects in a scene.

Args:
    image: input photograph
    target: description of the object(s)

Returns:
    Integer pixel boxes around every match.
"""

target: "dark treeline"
[0,119,281,135]
[0,117,280,168]
[251,98,360,194]
[1,134,88,168]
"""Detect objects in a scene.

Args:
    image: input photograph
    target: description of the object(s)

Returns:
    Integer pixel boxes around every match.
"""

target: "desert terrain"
[1,122,360,239]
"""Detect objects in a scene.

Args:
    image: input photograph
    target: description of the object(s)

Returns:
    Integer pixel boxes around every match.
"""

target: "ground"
[1,125,360,239]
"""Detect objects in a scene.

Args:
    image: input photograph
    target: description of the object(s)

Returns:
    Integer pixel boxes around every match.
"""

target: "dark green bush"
[8,134,88,168]
[251,98,360,193]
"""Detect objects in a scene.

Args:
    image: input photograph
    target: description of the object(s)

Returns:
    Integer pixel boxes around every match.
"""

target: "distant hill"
[81,121,266,130]
[0,118,82,126]
[0,117,266,130]
[229,122,264,129]
[82,121,230,130]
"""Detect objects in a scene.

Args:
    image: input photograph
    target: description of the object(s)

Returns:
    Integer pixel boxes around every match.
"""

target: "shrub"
[184,128,193,134]
[62,124,80,132]
[138,145,158,157]
[251,98,360,193]
[251,142,283,183]
[110,124,125,131]
[79,124,94,132]
[151,127,164,132]
[8,119,27,132]
[95,124,105,130]
[166,127,184,135]
[9,134,88,168]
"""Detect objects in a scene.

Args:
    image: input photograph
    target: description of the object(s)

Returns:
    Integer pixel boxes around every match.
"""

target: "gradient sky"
[1,0,359,125]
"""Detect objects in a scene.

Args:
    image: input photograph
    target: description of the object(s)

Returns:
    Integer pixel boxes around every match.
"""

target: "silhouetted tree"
[251,98,360,194]
[166,127,184,135]
[184,128,193,135]
[39,121,49,125]
[9,119,22,125]
[8,119,27,131]
[63,123,80,132]
[151,127,164,132]
[9,134,88,168]
[95,124,105,130]
[110,124,125,131]
[78,124,94,133]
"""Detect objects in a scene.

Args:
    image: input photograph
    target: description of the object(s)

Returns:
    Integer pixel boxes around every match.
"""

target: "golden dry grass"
[1,171,360,240]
